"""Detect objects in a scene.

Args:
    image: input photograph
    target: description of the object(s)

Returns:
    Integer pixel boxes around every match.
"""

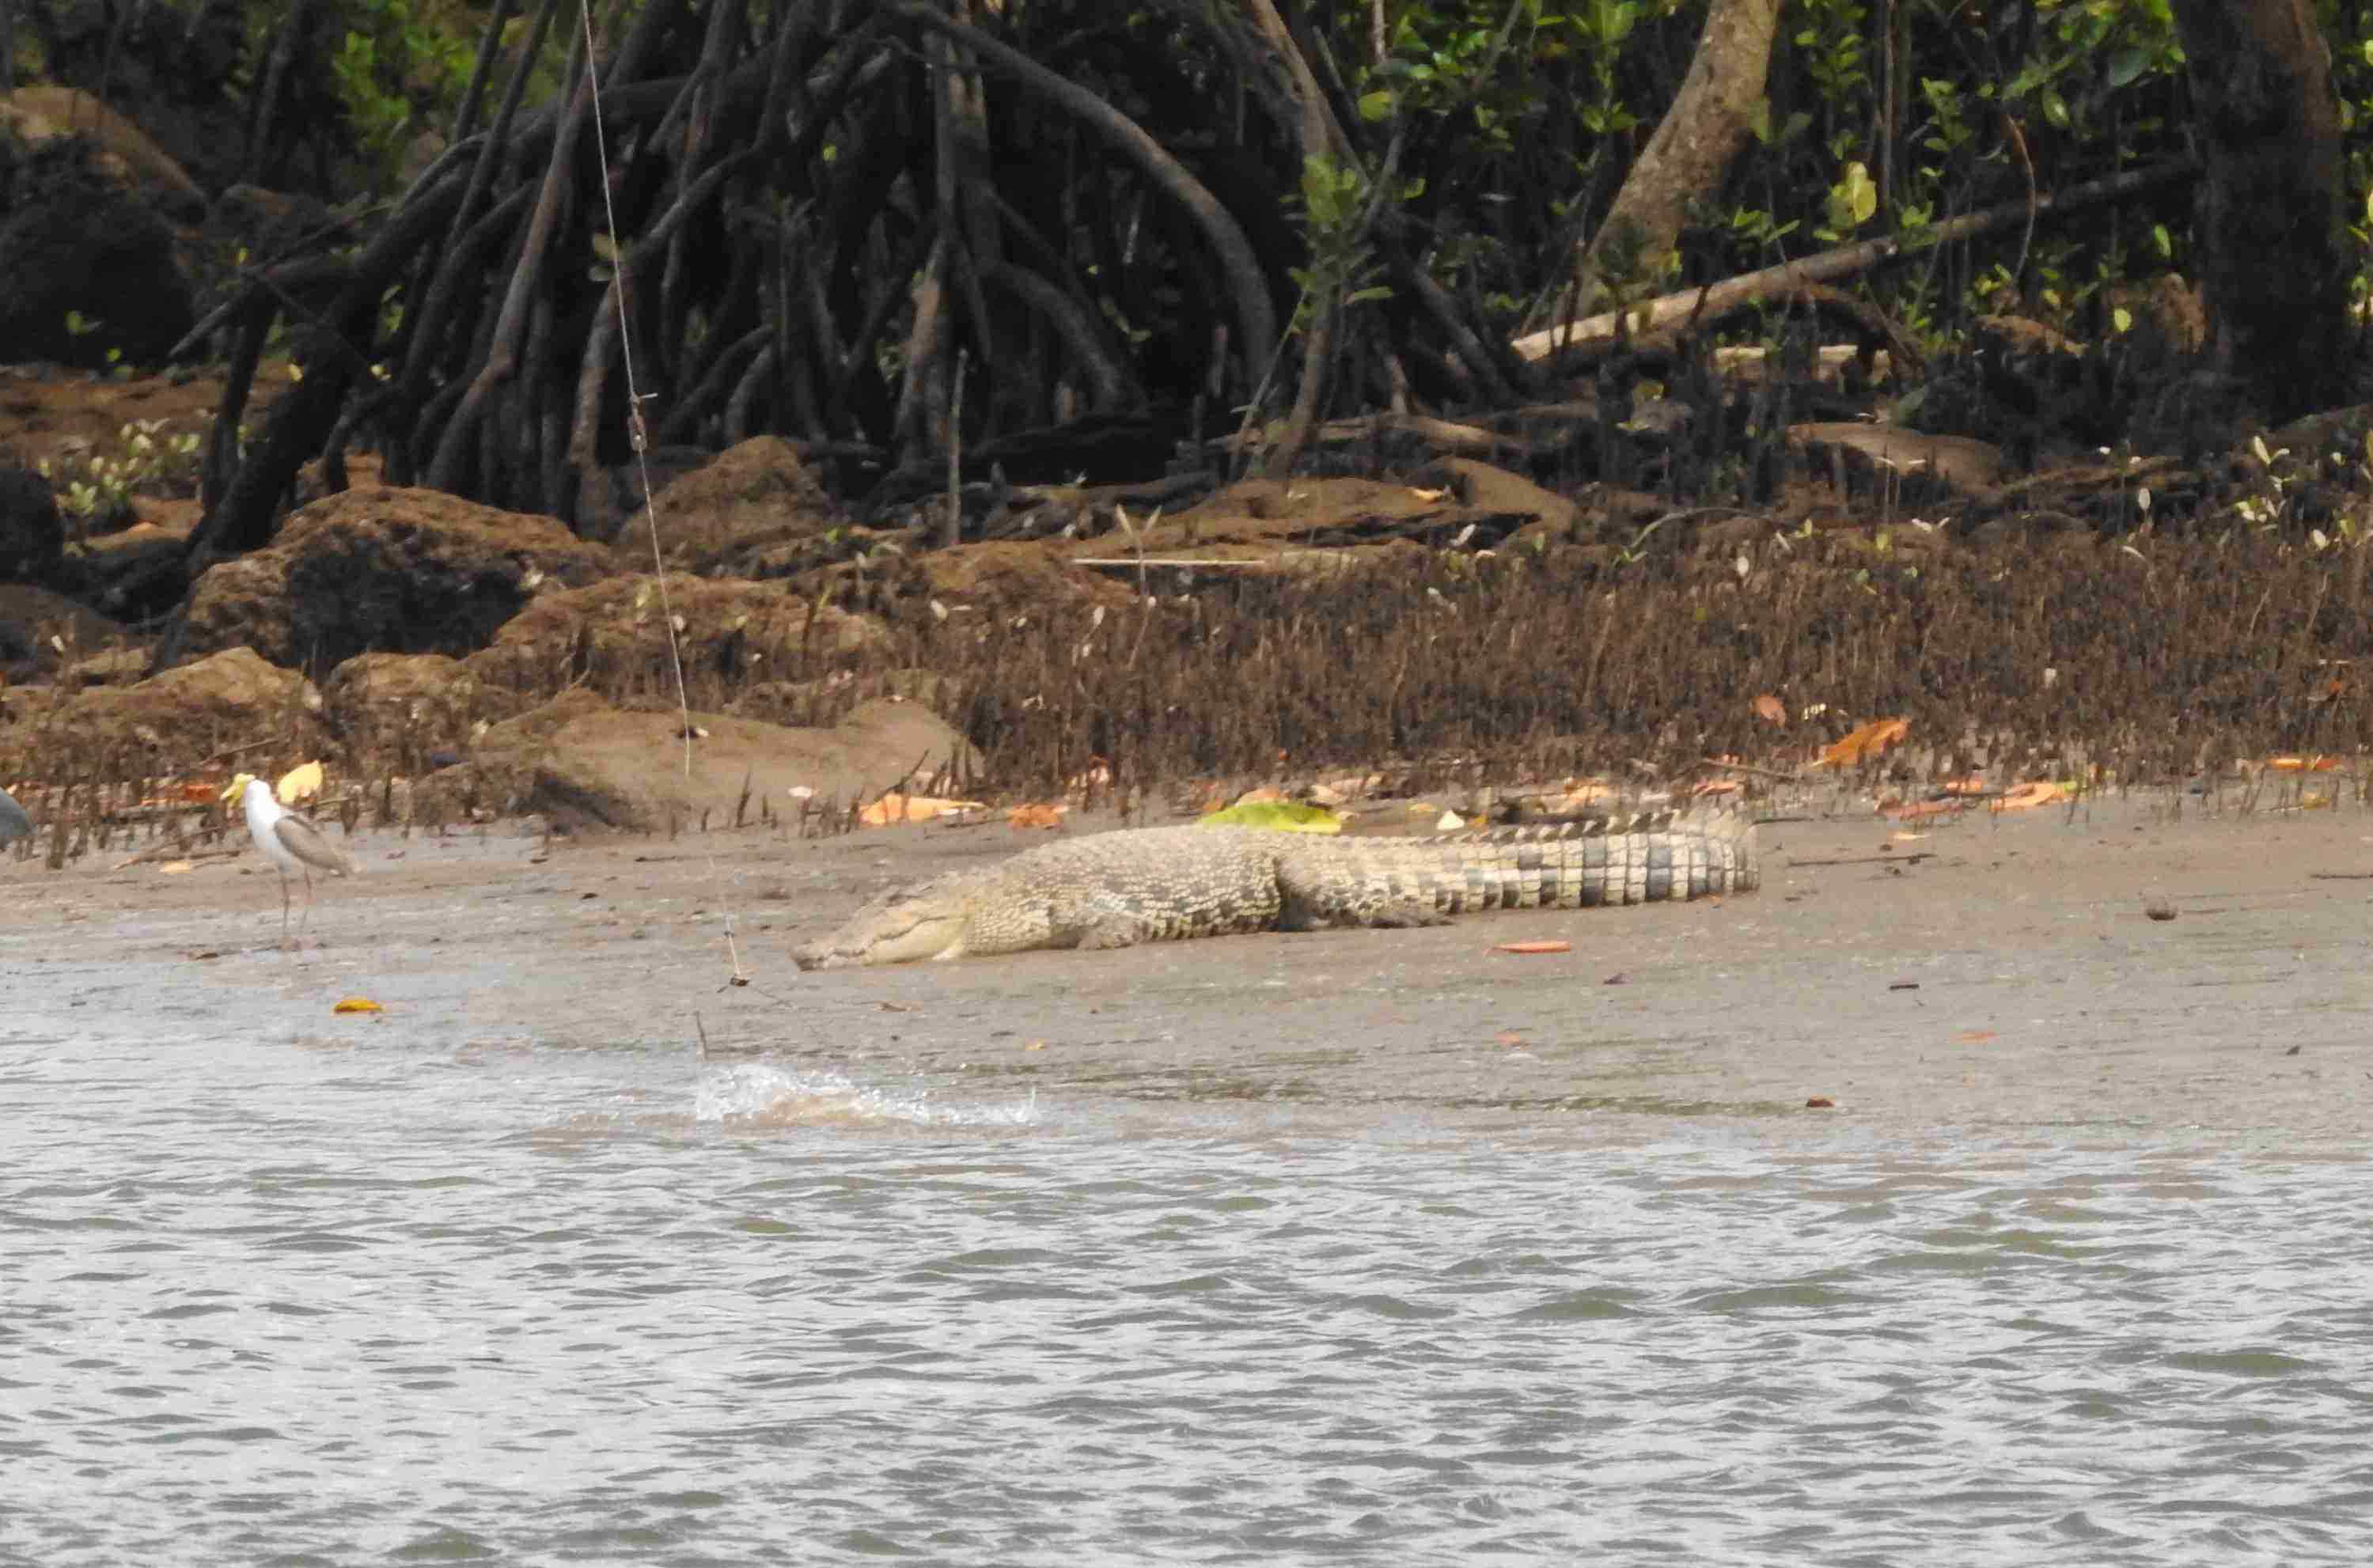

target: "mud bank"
[6,792,2370,1142]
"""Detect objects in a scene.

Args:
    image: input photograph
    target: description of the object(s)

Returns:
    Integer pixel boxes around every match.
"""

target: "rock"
[0,468,64,582]
[0,86,207,217]
[0,134,197,369]
[320,653,491,770]
[174,487,617,670]
[411,690,968,832]
[6,646,323,775]
[461,574,890,695]
[612,436,846,574]
[0,581,130,674]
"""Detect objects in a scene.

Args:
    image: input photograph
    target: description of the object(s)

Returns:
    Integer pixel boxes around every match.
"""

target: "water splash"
[694,1062,1040,1130]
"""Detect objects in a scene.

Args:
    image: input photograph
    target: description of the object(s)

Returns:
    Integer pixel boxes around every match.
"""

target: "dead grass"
[9,527,2373,823]
[904,529,2373,798]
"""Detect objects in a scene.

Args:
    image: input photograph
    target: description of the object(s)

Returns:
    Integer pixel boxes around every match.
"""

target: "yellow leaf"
[1006,802,1069,831]
[276,761,325,804]
[332,997,384,1014]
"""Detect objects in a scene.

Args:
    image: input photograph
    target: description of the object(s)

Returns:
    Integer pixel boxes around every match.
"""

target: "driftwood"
[1513,159,2198,365]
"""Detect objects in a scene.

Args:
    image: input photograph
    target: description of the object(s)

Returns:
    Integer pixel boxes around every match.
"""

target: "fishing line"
[577,2,749,989]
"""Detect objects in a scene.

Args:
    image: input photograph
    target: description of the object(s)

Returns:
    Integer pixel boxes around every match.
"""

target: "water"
[6,1021,2368,1566]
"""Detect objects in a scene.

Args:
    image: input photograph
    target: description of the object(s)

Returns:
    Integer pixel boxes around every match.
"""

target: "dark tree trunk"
[2170,0,2354,419]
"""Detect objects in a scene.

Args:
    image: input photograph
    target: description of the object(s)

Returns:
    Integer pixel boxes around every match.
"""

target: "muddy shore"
[6,791,2370,1142]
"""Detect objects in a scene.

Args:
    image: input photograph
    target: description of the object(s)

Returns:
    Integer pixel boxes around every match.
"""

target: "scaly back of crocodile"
[1269,808,1754,926]
[793,809,1756,968]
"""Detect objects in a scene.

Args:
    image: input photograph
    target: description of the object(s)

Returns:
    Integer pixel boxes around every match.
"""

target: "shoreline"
[6,790,2371,1144]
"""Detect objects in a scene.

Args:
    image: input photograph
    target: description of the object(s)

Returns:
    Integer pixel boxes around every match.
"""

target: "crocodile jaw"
[794,891,969,968]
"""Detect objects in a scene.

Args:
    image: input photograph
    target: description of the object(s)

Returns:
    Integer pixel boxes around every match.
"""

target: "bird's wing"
[0,786,31,845]
[273,813,358,877]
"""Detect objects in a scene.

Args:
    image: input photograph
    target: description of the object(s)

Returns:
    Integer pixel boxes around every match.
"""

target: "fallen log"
[1512,159,2198,365]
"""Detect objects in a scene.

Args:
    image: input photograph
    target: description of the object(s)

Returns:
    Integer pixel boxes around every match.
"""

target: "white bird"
[0,784,31,846]
[223,774,358,949]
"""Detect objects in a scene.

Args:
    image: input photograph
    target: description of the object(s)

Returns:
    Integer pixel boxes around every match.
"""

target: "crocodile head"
[793,882,969,969]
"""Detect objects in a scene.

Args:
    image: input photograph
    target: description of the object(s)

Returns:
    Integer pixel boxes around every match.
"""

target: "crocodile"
[792,809,1756,968]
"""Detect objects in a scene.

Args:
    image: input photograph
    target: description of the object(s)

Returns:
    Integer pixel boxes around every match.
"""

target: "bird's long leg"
[297,866,317,943]
[279,873,293,950]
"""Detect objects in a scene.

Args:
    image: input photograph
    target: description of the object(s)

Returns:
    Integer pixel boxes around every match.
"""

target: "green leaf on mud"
[1198,801,1344,833]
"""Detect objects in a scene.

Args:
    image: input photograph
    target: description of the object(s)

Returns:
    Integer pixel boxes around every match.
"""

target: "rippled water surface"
[6,1018,2369,1566]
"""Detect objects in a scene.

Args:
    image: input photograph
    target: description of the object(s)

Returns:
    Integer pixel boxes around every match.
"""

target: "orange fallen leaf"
[332,997,384,1014]
[2265,755,2339,772]
[1752,694,1788,725]
[1692,778,1744,797]
[1817,718,1910,768]
[1495,940,1571,955]
[157,860,195,874]
[1956,1029,1996,1043]
[1939,775,1990,796]
[1006,802,1069,831]
[1991,780,2064,812]
[1232,786,1287,805]
[1806,1096,1837,1109]
[859,792,986,826]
